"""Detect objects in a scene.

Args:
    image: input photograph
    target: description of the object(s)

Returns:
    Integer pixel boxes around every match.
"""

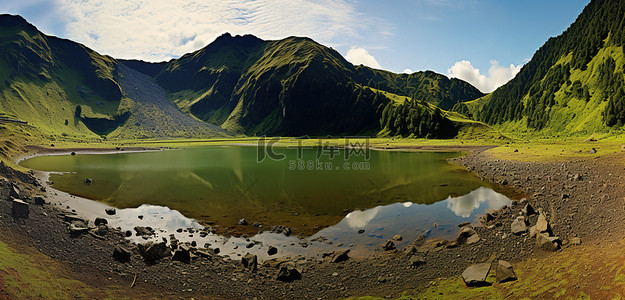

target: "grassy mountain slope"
[476,0,625,136]
[0,15,224,140]
[0,14,126,139]
[130,33,483,137]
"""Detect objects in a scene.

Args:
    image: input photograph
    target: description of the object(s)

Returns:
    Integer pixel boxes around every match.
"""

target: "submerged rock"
[105,208,116,215]
[267,246,278,256]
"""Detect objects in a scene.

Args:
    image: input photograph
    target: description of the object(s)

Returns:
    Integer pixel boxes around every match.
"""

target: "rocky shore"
[1,146,623,298]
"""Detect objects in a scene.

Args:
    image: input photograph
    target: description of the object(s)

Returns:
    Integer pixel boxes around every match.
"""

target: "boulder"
[172,244,191,263]
[382,240,396,251]
[535,212,550,233]
[105,208,116,215]
[496,260,517,283]
[276,265,301,282]
[322,249,350,263]
[409,255,426,267]
[134,226,155,237]
[267,246,278,256]
[511,216,528,235]
[521,203,535,216]
[11,199,29,219]
[462,263,491,287]
[113,246,131,262]
[33,196,45,205]
[535,233,560,252]
[94,217,108,226]
[138,241,171,261]
[456,226,478,245]
[242,253,258,271]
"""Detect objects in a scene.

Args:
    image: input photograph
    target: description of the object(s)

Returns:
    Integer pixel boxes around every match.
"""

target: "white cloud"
[402,68,413,74]
[345,46,382,69]
[447,60,522,93]
[53,0,383,62]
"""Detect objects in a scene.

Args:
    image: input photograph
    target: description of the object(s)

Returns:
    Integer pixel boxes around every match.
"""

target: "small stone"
[276,265,301,282]
[94,217,108,226]
[409,255,425,267]
[569,237,582,245]
[382,240,396,251]
[536,212,550,233]
[105,208,116,215]
[535,233,560,252]
[237,218,248,225]
[267,246,278,256]
[172,244,191,263]
[357,229,365,234]
[33,196,46,205]
[84,178,93,184]
[511,216,527,235]
[392,234,403,241]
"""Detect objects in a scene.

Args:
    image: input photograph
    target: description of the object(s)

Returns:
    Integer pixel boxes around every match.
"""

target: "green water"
[20,146,492,235]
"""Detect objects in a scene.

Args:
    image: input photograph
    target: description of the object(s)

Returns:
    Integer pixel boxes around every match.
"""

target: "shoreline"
[2,140,623,298]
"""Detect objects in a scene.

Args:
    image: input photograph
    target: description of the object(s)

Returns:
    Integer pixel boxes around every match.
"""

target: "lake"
[20,144,513,256]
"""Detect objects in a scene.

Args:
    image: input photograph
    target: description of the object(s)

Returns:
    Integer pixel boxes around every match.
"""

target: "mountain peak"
[0,14,38,33]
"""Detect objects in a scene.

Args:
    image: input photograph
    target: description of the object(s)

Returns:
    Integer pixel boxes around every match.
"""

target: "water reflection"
[108,187,512,260]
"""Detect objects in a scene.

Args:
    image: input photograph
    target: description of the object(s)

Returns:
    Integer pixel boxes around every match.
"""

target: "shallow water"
[20,145,513,257]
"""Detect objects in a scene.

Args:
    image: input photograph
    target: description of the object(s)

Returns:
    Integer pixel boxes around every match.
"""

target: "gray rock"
[529,225,539,238]
[138,241,171,261]
[409,255,426,267]
[535,233,560,252]
[242,253,258,271]
[94,217,108,226]
[276,265,301,282]
[382,240,396,251]
[105,208,116,215]
[496,260,517,283]
[511,216,528,235]
[113,246,131,262]
[536,212,550,233]
[466,234,481,245]
[323,249,350,263]
[11,199,29,219]
[462,263,491,287]
[267,246,278,256]
[456,226,478,245]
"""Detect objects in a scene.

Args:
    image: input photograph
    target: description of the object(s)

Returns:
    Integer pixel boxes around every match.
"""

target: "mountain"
[126,33,484,136]
[474,0,625,134]
[0,14,224,139]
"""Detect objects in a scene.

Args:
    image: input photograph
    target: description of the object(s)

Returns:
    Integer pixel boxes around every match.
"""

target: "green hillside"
[127,33,483,137]
[0,14,126,139]
[476,0,625,136]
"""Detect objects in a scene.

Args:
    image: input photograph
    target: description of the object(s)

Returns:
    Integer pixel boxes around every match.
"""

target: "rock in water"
[267,246,278,256]
[535,233,560,252]
[11,199,29,219]
[105,208,116,215]
[276,265,301,282]
[393,234,403,241]
[462,263,491,287]
[134,226,155,237]
[84,178,93,184]
[382,240,396,251]
[242,253,258,271]
[94,217,108,226]
[237,218,248,225]
[511,216,528,235]
[496,260,517,283]
[113,246,131,262]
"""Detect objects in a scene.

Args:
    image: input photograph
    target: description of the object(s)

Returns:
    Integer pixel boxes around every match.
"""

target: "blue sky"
[2,0,590,92]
